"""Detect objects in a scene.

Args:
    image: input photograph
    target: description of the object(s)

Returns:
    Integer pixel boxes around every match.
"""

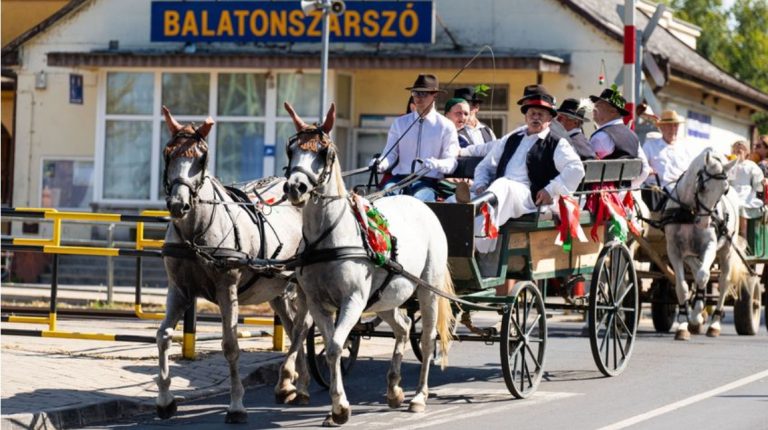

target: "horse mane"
[164,125,209,158]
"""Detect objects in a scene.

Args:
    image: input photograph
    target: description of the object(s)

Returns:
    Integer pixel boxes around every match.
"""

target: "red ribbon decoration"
[480,203,498,239]
[590,193,609,242]
[557,196,583,251]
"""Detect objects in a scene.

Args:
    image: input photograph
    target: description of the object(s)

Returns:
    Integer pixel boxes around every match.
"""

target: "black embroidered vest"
[495,130,561,197]
[593,123,639,159]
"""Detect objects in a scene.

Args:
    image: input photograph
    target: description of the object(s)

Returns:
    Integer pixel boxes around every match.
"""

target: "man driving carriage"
[468,85,585,252]
[371,73,460,202]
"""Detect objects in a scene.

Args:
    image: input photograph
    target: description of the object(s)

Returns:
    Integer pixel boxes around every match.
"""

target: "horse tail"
[727,235,750,297]
[436,268,455,370]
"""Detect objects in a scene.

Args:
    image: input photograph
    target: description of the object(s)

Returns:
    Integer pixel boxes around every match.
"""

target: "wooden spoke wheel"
[734,276,762,336]
[306,323,360,389]
[500,281,547,399]
[588,241,639,377]
[650,278,677,333]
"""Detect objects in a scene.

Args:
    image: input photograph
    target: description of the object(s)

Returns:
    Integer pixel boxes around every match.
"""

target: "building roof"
[560,0,768,109]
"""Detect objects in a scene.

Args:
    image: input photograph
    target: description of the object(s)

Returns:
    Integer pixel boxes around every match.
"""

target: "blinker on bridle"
[285,128,336,190]
[163,128,209,198]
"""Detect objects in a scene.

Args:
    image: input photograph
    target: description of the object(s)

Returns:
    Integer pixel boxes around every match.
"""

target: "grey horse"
[282,102,455,426]
[156,106,311,423]
[663,149,749,340]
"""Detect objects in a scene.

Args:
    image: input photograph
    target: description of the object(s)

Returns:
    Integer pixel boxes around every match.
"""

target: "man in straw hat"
[372,73,459,201]
[641,109,701,194]
[469,84,585,252]
[555,98,596,160]
[589,84,650,188]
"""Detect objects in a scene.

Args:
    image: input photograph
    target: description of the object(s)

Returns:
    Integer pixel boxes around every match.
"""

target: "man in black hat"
[373,73,459,201]
[588,85,649,187]
[555,98,595,160]
[454,86,496,145]
[470,84,585,252]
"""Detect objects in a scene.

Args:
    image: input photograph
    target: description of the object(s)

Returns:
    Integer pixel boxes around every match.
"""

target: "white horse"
[157,107,311,423]
[282,102,455,427]
[663,149,749,340]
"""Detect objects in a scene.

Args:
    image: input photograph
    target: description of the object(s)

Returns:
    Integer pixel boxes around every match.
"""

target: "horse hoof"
[290,392,311,405]
[156,400,177,420]
[688,324,702,335]
[225,410,248,424]
[275,388,297,404]
[387,389,405,409]
[674,329,690,341]
[322,414,342,427]
[706,327,720,337]
[408,400,426,413]
[322,407,350,427]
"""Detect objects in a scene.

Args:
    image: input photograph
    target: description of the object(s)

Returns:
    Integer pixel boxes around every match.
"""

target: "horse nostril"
[182,203,191,213]
[297,183,308,194]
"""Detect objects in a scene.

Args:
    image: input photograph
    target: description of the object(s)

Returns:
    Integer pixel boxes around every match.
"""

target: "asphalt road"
[89,309,768,430]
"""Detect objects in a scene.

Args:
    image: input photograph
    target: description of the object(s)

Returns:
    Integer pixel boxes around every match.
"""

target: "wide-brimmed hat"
[656,109,685,124]
[589,86,629,116]
[454,87,483,103]
[557,98,590,122]
[517,84,557,116]
[405,74,444,92]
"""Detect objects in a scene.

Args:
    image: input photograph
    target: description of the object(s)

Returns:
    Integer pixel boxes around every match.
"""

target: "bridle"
[285,127,338,199]
[163,129,209,199]
[664,153,730,223]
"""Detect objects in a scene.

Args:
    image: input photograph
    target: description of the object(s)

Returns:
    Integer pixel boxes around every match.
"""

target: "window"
[99,70,347,204]
[42,159,94,209]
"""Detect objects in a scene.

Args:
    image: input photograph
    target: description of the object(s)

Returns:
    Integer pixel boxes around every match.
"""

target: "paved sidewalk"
[1,286,286,429]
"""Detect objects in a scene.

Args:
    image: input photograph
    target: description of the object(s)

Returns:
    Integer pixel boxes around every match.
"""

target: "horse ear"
[284,102,307,131]
[724,157,739,172]
[161,105,183,135]
[197,117,215,138]
[321,103,336,134]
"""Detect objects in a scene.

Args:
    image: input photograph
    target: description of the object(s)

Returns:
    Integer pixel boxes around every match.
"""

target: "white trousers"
[475,178,538,253]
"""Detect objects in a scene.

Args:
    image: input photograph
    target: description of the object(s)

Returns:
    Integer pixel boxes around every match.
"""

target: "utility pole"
[623,0,636,125]
[318,0,330,121]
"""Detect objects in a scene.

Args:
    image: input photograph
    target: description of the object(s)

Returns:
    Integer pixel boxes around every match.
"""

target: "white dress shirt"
[465,121,497,145]
[642,137,702,189]
[459,125,525,158]
[380,109,459,178]
[729,159,764,210]
[589,118,651,188]
[472,127,584,198]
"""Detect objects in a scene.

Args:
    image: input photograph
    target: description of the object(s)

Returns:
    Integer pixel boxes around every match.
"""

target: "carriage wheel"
[650,279,677,333]
[306,323,360,389]
[500,281,547,399]
[733,276,762,336]
[588,241,639,377]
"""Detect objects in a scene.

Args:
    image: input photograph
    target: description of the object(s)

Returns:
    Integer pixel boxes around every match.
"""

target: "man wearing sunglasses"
[372,74,459,202]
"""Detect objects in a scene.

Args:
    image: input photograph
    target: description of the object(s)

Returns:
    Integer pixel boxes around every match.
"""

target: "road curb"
[1,358,284,429]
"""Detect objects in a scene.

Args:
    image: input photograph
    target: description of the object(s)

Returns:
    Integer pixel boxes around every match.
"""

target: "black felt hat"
[454,87,483,103]
[516,84,557,116]
[557,98,590,122]
[589,86,630,116]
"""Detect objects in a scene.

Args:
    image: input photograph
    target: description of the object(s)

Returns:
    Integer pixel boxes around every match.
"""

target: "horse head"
[679,148,737,214]
[282,102,337,206]
[161,106,214,219]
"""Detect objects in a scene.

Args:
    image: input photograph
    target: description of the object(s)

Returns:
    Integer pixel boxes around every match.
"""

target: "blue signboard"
[150,1,434,43]
[69,74,83,104]
[687,110,711,140]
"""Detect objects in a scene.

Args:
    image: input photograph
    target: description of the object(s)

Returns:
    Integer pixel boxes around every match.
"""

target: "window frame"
[39,156,95,210]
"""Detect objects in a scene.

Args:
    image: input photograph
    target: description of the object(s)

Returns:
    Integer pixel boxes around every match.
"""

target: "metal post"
[623,0,636,126]
[49,254,58,331]
[135,256,142,306]
[106,223,114,304]
[182,301,197,359]
[319,0,330,120]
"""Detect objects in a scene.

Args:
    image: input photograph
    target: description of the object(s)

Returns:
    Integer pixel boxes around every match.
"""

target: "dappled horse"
[663,149,749,340]
[156,107,310,423]
[282,102,455,426]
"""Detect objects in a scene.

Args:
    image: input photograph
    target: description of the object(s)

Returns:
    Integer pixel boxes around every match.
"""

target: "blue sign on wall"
[69,74,83,104]
[151,1,434,44]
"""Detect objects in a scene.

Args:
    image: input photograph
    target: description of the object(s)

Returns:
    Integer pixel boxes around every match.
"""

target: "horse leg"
[690,244,717,335]
[707,252,732,337]
[155,287,191,419]
[274,290,312,405]
[376,308,411,410]
[410,290,439,413]
[668,249,692,341]
[320,300,364,427]
[217,284,248,424]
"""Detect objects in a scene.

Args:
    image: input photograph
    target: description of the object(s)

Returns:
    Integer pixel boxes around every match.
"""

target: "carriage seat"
[502,210,593,231]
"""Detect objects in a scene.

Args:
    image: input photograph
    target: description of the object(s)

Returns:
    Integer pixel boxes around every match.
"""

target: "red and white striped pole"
[623,0,636,127]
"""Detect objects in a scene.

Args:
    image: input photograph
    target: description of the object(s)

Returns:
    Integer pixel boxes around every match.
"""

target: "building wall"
[1,0,69,45]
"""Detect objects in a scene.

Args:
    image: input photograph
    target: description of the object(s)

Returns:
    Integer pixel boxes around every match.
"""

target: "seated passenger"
[372,73,459,202]
[641,110,700,210]
[554,98,596,160]
[729,140,765,236]
[468,85,585,253]
[444,97,472,148]
[589,85,650,189]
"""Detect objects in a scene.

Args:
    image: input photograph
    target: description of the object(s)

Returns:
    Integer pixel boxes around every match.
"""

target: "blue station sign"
[150,1,434,44]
